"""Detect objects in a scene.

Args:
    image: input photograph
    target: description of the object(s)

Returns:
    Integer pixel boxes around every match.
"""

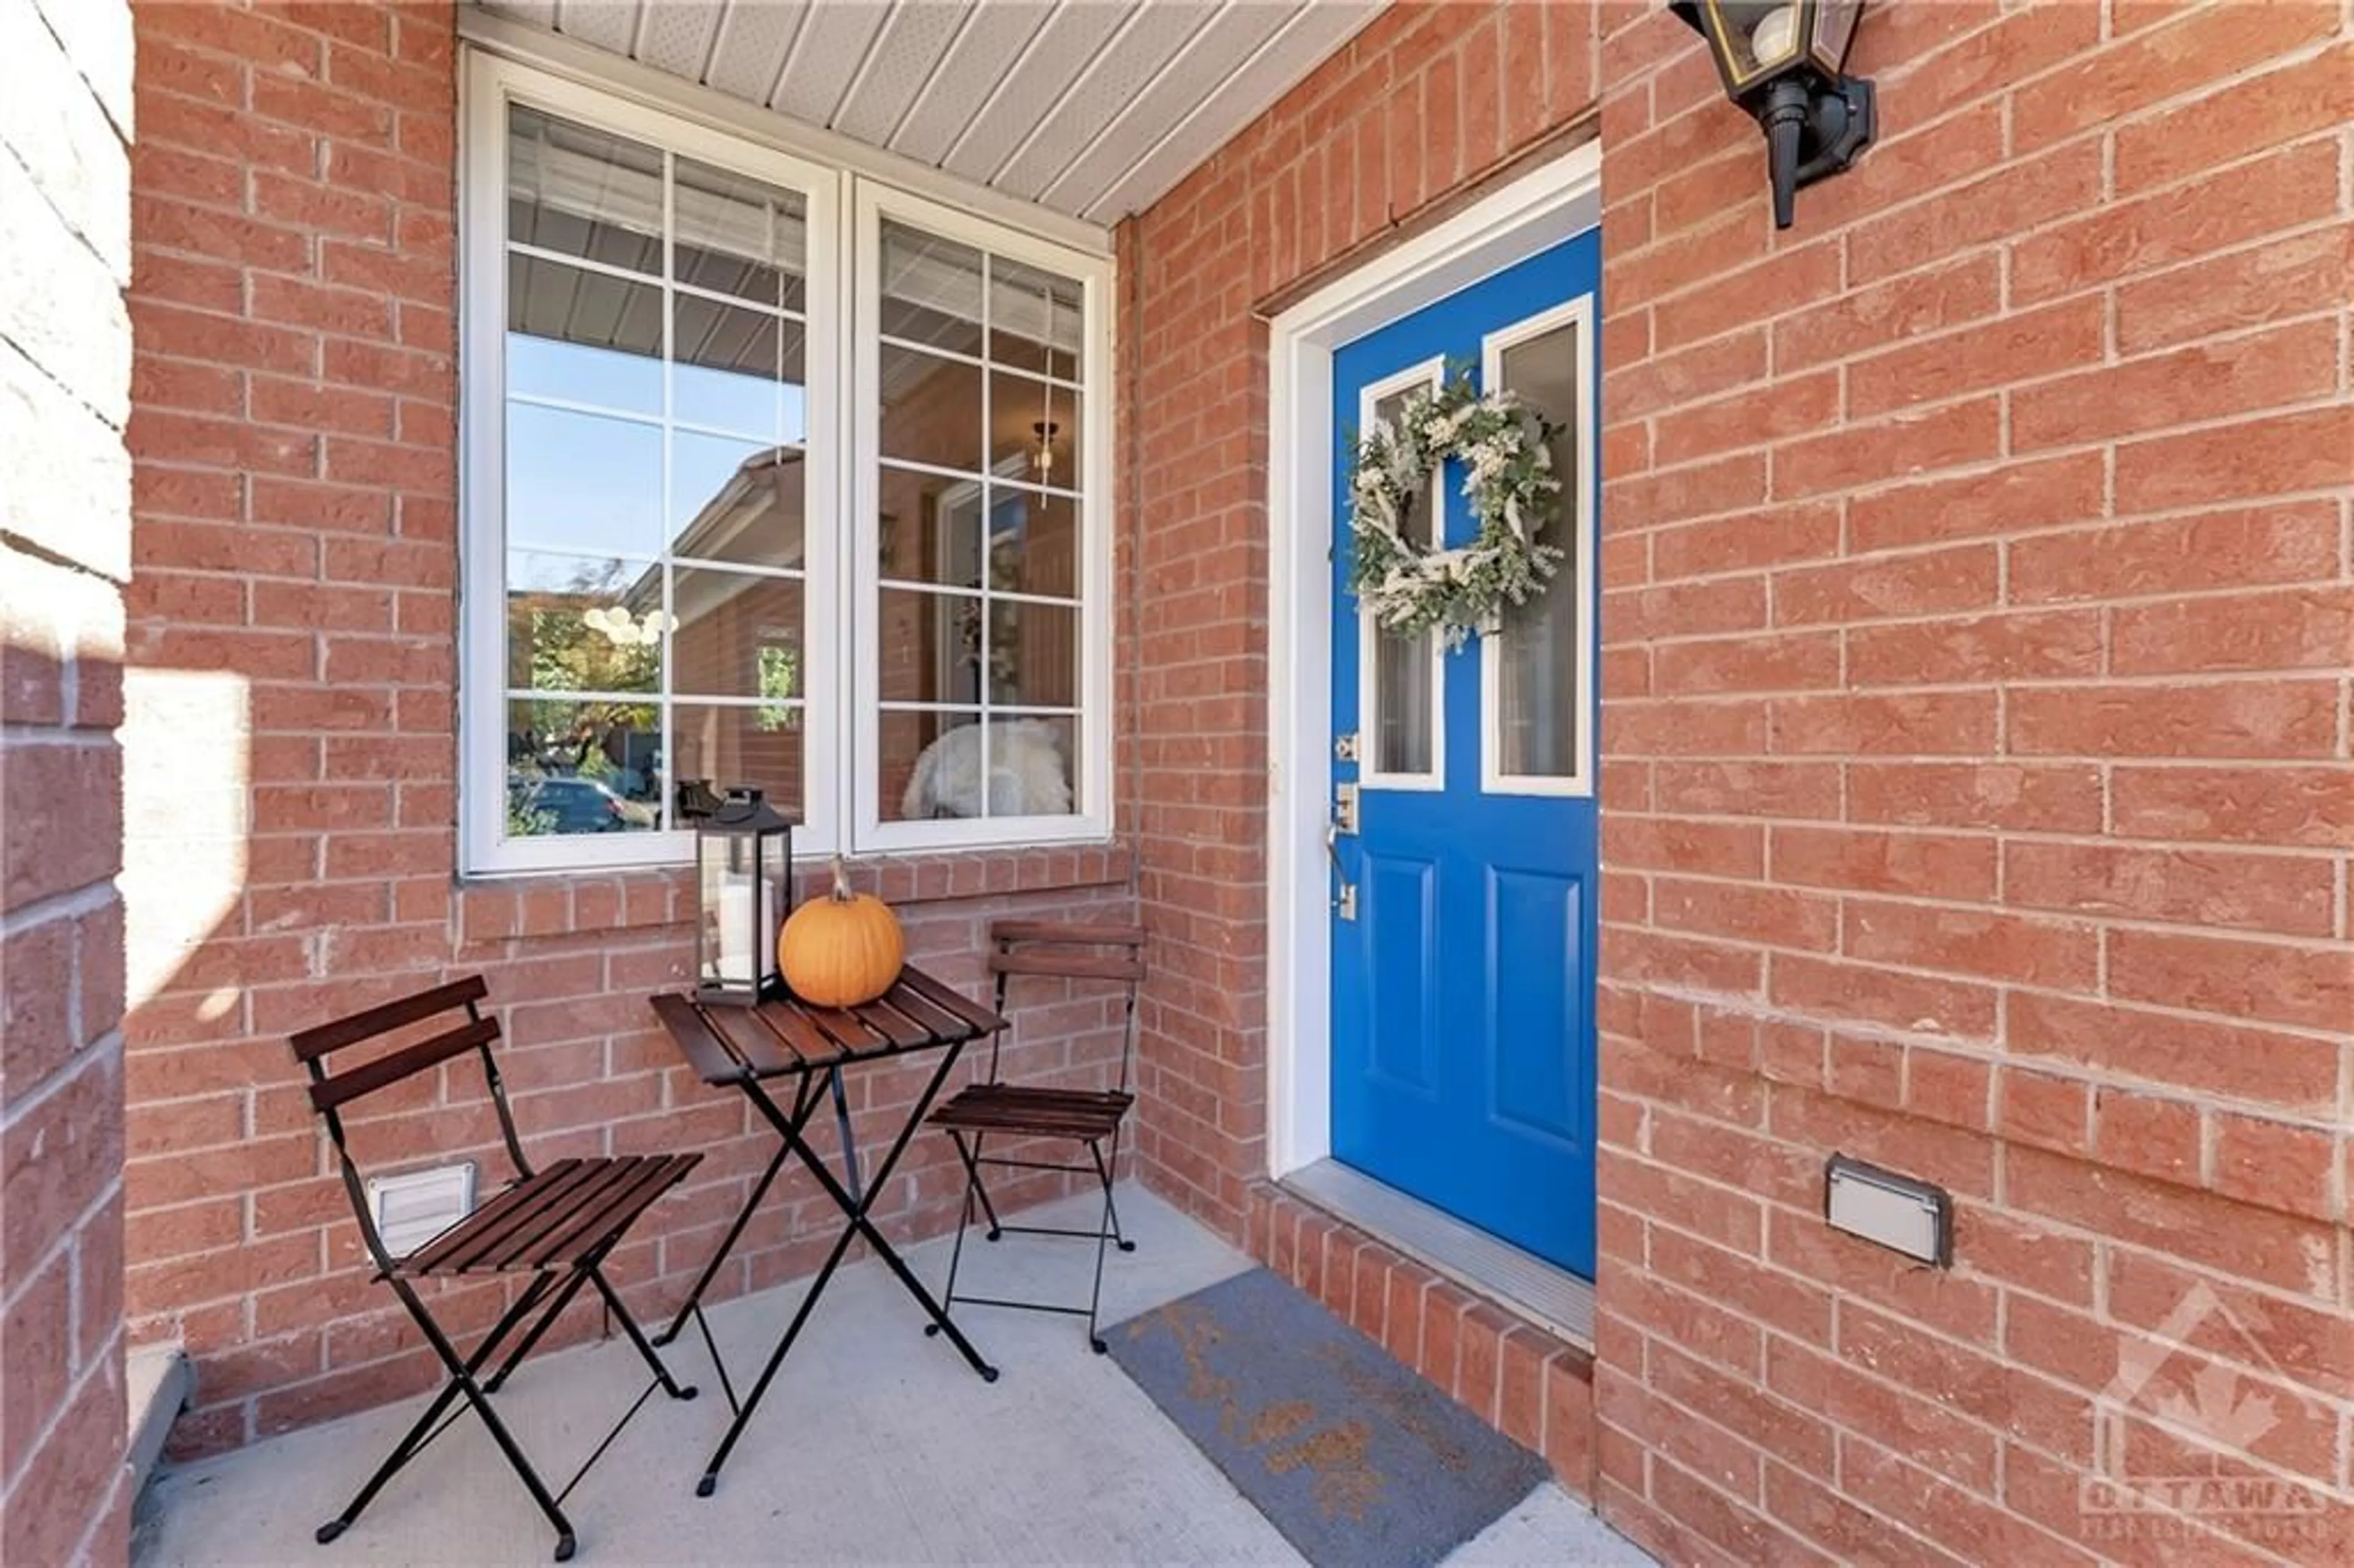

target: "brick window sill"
[455,842,1132,945]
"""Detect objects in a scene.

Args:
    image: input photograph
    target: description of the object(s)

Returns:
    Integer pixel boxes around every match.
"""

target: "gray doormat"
[1106,1268,1548,1568]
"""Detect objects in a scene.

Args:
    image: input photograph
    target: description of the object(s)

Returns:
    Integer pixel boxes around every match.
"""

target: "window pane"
[878,586,975,706]
[672,431,779,548]
[883,709,976,821]
[506,105,664,275]
[988,256,1083,381]
[672,567,803,701]
[672,446,806,571]
[506,403,661,560]
[989,369,1081,493]
[878,465,978,588]
[672,702,804,824]
[1496,322,1583,779]
[1363,381,1436,775]
[880,221,982,352]
[986,599,1076,708]
[673,297,801,439]
[879,346,982,474]
[985,485,1076,601]
[506,550,663,695]
[883,712,1074,821]
[674,156,807,311]
[505,698,661,838]
[507,254,662,416]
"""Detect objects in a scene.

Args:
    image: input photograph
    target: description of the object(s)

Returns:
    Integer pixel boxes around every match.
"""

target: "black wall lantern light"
[1670,1,1875,230]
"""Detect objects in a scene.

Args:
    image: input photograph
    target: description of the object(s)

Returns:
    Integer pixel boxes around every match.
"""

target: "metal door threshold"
[1284,1159,1596,1346]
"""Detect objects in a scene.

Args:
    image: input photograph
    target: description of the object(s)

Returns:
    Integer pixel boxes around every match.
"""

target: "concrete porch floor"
[135,1185,1651,1567]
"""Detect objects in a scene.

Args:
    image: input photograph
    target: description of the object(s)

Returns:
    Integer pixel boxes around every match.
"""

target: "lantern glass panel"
[696,826,729,988]
[1811,0,1861,71]
[1746,2,1804,70]
[1702,0,1804,79]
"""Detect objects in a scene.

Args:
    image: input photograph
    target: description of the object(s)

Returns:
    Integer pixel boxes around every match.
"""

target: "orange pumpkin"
[777,857,904,1007]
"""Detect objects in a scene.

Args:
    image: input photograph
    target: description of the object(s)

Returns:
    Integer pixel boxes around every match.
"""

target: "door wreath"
[1345,368,1564,650]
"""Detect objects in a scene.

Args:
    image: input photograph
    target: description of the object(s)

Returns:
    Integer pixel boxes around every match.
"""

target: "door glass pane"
[1495,322,1582,779]
[1366,383,1436,776]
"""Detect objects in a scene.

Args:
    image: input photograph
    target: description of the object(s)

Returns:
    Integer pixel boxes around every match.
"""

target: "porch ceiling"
[471,1,1378,224]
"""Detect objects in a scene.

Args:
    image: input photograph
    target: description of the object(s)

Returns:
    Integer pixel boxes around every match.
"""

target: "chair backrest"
[288,975,527,1269]
[985,921,1146,1092]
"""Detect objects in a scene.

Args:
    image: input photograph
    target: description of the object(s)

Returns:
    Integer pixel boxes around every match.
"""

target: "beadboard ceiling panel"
[473,0,1378,224]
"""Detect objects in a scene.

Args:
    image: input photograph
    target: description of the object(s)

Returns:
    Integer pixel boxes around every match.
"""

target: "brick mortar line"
[1612,973,2348,1078]
[1610,210,2354,371]
[1622,879,2354,955]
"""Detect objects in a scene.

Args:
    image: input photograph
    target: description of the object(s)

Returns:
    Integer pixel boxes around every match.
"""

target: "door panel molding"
[1264,141,1601,1181]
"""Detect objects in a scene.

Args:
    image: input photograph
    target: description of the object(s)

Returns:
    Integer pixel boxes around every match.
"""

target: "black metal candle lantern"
[694,786,794,1007]
[1670,0,1875,230]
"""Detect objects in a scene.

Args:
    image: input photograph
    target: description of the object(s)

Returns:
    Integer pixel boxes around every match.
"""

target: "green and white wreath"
[1346,368,1564,650]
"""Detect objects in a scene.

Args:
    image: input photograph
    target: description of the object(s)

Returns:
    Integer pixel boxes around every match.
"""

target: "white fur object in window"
[901,719,1072,820]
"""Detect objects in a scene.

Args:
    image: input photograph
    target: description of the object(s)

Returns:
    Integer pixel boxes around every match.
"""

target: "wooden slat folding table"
[647,967,1005,1496]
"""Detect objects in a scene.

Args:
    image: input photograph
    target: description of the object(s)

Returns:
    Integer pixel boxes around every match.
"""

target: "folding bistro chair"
[288,976,701,1562]
[924,921,1145,1353]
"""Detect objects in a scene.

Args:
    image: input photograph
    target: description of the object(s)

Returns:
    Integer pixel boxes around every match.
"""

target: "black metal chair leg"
[926,1130,983,1338]
[318,1276,554,1541]
[329,1278,581,1561]
[1100,1136,1137,1254]
[1086,1138,1119,1353]
[584,1263,698,1401]
[482,1265,600,1395]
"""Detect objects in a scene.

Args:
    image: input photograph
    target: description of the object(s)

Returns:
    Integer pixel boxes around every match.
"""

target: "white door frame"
[1264,141,1603,1181]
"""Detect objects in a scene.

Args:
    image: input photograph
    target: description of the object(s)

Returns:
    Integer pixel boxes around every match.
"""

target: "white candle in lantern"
[715,873,756,983]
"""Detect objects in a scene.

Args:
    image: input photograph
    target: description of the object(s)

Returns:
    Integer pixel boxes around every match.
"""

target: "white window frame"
[457,51,1114,877]
[1478,297,1596,799]
[1353,357,1449,794]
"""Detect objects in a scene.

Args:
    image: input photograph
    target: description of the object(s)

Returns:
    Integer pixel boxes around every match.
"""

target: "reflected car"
[509,775,657,834]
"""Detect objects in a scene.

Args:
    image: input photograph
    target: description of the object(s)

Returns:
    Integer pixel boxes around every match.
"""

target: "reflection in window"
[874,221,1086,826]
[501,101,811,839]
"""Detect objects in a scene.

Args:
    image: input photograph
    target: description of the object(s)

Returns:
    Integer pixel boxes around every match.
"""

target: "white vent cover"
[368,1163,478,1257]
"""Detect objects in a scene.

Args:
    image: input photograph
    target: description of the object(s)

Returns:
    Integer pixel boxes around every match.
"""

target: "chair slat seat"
[401,1155,699,1277]
[929,1084,1133,1141]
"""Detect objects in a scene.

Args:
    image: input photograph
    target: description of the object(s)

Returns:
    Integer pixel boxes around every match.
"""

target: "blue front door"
[1328,232,1600,1277]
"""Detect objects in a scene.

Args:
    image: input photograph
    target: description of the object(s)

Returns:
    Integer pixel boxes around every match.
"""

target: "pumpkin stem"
[828,854,855,902]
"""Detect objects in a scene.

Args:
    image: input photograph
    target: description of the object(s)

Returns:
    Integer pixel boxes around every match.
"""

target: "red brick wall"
[1593,4,2351,1561]
[1,0,134,1558]
[1124,1,2352,1563]
[122,1,1132,1456]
